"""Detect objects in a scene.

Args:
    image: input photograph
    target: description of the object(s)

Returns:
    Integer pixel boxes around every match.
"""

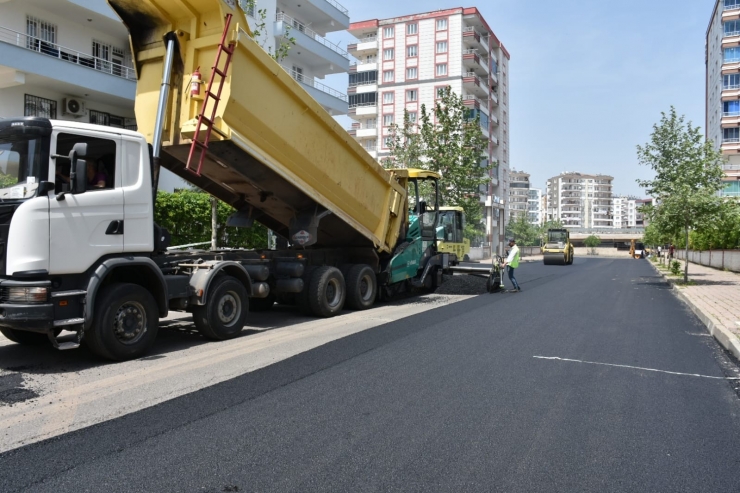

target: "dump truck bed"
[108,0,406,253]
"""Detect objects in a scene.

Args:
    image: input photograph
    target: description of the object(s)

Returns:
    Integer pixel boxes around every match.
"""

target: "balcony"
[348,121,377,138]
[283,66,348,115]
[462,27,487,52]
[348,101,378,116]
[462,94,487,110]
[462,49,488,76]
[349,58,378,73]
[289,0,350,34]
[463,71,488,98]
[0,24,135,100]
[347,36,378,57]
[275,13,349,76]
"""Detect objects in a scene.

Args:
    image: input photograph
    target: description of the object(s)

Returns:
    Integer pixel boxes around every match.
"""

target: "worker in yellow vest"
[503,238,521,293]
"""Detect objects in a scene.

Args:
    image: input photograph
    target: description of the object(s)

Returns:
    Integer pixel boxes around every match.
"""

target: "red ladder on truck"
[185,13,235,176]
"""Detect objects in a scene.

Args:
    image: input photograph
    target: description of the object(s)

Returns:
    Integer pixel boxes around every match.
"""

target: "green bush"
[670,260,682,276]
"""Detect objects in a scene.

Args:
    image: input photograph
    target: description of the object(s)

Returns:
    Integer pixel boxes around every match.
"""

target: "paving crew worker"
[503,238,521,292]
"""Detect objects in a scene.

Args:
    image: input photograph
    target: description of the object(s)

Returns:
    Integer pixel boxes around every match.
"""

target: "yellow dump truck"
[0,0,478,360]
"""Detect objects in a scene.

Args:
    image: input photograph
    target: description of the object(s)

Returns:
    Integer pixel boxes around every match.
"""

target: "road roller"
[542,229,574,265]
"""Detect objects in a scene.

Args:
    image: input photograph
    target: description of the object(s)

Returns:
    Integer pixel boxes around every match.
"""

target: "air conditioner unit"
[63,98,86,117]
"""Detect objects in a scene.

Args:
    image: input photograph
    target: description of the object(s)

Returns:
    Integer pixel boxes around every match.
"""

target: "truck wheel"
[249,293,276,312]
[85,283,159,361]
[307,266,346,317]
[463,254,470,262]
[0,327,59,346]
[193,275,248,340]
[345,264,376,310]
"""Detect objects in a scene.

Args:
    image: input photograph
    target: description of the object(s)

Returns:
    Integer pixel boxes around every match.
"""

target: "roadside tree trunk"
[684,226,689,283]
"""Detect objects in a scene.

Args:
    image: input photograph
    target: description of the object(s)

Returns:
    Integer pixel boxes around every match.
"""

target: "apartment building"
[546,172,614,229]
[612,196,638,229]
[345,7,510,254]
[253,0,350,116]
[528,188,542,225]
[706,0,740,196]
[509,170,529,222]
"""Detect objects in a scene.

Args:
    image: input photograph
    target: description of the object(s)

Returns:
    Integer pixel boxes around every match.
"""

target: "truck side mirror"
[71,158,87,194]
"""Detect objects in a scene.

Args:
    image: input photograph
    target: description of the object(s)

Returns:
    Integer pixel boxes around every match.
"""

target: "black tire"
[345,264,377,310]
[307,266,346,317]
[193,275,248,340]
[296,266,317,315]
[249,293,276,312]
[463,254,470,262]
[0,327,57,346]
[85,283,159,361]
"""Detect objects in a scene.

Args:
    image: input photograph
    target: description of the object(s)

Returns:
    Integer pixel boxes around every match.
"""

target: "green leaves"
[383,86,492,241]
[155,190,267,249]
[584,235,601,248]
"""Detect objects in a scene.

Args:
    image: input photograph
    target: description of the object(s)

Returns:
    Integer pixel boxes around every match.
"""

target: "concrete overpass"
[565,229,644,248]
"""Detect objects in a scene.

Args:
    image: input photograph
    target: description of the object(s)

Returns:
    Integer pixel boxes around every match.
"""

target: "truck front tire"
[345,264,376,310]
[85,283,159,361]
[193,275,248,340]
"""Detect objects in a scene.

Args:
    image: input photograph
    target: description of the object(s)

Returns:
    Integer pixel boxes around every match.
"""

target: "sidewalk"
[651,260,740,361]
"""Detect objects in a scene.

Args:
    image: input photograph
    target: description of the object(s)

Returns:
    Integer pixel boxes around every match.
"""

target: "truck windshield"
[0,132,47,200]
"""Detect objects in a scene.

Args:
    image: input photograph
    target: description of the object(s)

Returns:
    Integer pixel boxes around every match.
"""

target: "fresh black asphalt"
[2,258,740,492]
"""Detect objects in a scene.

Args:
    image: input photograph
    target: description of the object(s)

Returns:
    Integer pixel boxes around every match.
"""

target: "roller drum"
[543,252,566,265]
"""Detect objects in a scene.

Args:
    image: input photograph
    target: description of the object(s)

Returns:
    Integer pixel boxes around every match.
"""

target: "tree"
[505,214,539,246]
[636,107,725,282]
[244,1,296,62]
[155,190,267,249]
[384,87,492,241]
[584,235,600,255]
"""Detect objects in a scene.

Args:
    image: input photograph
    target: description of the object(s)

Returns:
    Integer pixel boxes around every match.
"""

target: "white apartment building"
[251,0,350,116]
[509,170,529,222]
[528,188,542,225]
[706,0,740,196]
[612,196,639,229]
[345,7,510,254]
[546,172,614,229]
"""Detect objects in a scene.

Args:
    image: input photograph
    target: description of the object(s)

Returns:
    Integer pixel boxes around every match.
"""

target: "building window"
[24,94,57,118]
[90,110,129,128]
[725,20,740,37]
[93,40,127,76]
[436,18,448,31]
[383,136,393,148]
[724,100,740,116]
[406,67,418,79]
[725,0,740,11]
[383,92,394,104]
[724,74,740,89]
[436,41,448,53]
[383,27,394,38]
[436,63,447,76]
[383,114,394,126]
[239,0,256,17]
[26,16,57,54]
[383,48,394,60]
[407,45,418,57]
[406,89,418,102]
[349,70,378,87]
[348,92,377,108]
[724,46,740,63]
[407,112,417,123]
[383,70,394,82]
[436,86,448,99]
[407,23,418,35]
[723,128,739,142]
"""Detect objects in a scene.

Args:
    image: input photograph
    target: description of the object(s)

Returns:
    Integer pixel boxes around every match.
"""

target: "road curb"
[651,262,740,361]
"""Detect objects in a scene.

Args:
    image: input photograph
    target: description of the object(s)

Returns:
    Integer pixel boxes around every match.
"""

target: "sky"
[321,0,712,197]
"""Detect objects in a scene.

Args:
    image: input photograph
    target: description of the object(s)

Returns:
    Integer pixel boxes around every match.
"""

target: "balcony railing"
[724,111,740,117]
[723,137,740,143]
[350,57,377,66]
[283,66,348,102]
[350,122,377,130]
[724,1,740,11]
[348,101,377,109]
[0,25,135,80]
[723,163,740,170]
[348,79,377,87]
[324,0,349,15]
[276,13,348,59]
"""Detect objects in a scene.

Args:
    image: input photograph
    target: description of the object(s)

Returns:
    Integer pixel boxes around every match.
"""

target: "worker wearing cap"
[503,238,521,292]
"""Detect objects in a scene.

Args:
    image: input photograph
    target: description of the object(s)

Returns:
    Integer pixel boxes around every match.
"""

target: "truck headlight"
[6,287,49,303]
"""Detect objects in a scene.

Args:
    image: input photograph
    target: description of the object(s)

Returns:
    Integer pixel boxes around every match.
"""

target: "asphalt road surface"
[2,257,740,492]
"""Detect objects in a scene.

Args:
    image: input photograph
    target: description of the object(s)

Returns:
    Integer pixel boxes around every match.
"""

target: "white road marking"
[533,356,740,380]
